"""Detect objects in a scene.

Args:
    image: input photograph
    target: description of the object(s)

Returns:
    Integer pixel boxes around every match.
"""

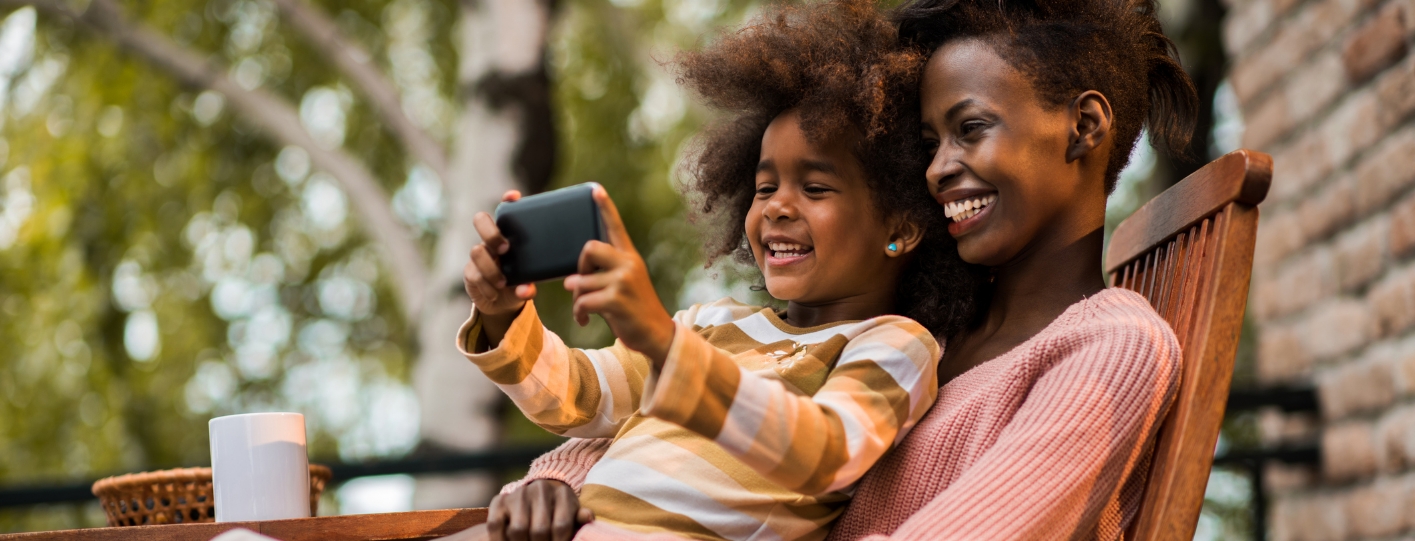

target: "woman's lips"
[947,198,995,237]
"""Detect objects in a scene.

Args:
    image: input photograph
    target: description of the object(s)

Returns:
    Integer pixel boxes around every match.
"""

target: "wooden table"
[0,508,488,541]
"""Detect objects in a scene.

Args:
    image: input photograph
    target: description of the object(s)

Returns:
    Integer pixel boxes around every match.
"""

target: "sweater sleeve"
[456,301,654,438]
[641,317,940,495]
[499,438,612,495]
[869,313,1180,540]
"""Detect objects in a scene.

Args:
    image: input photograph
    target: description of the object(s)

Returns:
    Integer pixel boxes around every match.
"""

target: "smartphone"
[494,183,607,285]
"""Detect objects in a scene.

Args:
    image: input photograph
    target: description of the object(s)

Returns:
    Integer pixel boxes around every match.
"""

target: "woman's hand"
[464,191,537,343]
[484,479,594,541]
[564,186,677,367]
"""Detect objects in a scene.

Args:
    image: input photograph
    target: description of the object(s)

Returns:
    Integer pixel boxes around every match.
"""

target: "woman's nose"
[926,143,965,191]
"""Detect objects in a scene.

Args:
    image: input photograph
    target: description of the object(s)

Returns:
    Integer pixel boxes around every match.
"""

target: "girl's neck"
[782,287,898,329]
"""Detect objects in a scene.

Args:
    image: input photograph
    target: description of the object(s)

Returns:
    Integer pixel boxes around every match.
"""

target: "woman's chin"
[955,237,1011,268]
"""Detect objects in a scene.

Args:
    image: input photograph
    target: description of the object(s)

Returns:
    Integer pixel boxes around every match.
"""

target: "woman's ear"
[887,220,925,257]
[1066,90,1114,163]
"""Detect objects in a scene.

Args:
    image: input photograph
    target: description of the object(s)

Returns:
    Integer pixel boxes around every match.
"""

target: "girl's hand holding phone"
[564,186,676,368]
[464,191,536,342]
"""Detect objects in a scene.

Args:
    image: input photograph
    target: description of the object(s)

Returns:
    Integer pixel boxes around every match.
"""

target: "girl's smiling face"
[747,109,910,304]
[920,39,1110,267]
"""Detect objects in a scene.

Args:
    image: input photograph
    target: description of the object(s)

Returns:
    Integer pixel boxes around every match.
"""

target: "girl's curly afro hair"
[673,0,984,338]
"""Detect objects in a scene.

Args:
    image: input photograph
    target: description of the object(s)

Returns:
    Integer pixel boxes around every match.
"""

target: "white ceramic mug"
[209,412,311,522]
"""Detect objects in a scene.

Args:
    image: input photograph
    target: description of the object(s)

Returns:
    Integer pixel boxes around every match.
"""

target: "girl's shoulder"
[672,296,767,330]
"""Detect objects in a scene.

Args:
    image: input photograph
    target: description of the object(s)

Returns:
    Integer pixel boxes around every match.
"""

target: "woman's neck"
[988,227,1107,329]
[940,227,1106,382]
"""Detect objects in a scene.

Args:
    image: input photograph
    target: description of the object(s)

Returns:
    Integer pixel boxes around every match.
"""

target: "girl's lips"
[947,200,994,237]
[766,251,813,267]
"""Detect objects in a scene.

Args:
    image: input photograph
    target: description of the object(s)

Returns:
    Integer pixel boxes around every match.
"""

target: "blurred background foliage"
[0,0,1258,536]
[0,0,764,531]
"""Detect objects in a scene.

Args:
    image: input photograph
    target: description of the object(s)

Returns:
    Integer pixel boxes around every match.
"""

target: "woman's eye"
[959,120,985,137]
[922,139,940,155]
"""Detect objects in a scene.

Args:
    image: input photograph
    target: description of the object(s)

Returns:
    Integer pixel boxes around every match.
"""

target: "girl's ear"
[887,220,925,258]
[1065,90,1114,163]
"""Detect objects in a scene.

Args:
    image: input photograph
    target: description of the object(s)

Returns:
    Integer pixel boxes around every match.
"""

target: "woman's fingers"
[502,190,522,203]
[576,507,594,525]
[473,212,510,255]
[591,185,635,252]
[485,495,509,541]
[504,494,530,541]
[551,487,578,541]
[527,484,553,541]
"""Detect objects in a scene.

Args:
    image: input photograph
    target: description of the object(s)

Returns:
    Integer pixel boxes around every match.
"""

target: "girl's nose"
[763,195,797,222]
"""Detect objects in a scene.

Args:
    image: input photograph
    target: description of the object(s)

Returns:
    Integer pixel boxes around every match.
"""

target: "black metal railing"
[0,444,560,509]
[1213,385,1320,541]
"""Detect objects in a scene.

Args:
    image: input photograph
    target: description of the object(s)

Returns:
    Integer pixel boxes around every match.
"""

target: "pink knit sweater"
[503,289,1180,540]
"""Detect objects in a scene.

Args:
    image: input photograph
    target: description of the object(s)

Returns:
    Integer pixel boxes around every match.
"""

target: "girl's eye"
[756,184,777,196]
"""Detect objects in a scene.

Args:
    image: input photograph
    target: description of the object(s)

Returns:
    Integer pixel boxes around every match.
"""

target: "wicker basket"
[91,464,332,527]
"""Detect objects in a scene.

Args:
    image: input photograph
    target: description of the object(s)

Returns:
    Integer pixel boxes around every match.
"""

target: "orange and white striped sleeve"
[456,300,658,438]
[456,301,725,439]
[641,316,941,496]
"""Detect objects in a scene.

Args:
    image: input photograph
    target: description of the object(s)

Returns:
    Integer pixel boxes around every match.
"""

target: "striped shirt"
[456,297,940,541]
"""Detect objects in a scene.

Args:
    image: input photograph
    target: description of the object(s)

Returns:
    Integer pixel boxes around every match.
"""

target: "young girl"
[489,0,1196,539]
[454,2,979,541]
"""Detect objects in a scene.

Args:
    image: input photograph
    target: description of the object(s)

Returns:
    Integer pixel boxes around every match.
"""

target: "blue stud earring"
[888,243,898,252]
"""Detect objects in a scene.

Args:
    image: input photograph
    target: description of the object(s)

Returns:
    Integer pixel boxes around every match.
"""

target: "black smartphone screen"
[493,183,606,285]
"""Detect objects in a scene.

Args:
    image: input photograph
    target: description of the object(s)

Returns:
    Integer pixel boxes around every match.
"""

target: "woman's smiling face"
[747,109,901,304]
[920,38,1107,267]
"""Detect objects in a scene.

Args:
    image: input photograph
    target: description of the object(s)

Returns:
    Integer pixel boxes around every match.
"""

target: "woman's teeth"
[767,242,811,258]
[944,194,997,223]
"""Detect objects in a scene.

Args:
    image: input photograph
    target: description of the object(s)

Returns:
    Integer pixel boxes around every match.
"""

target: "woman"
[476,0,1197,538]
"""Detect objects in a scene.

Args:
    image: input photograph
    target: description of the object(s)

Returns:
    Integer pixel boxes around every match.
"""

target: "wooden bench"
[0,508,488,541]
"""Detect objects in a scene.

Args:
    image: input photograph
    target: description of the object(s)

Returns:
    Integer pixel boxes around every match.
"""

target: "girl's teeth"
[766,242,811,258]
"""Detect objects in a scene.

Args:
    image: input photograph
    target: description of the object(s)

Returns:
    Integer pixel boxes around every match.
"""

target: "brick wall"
[1227,0,1415,537]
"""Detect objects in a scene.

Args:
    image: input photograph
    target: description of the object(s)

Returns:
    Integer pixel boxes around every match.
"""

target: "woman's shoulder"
[1069,288,1177,339]
[1039,288,1180,375]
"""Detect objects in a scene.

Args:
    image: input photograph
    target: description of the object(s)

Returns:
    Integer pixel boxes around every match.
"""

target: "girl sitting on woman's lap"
[455,2,979,540]
[482,0,1196,538]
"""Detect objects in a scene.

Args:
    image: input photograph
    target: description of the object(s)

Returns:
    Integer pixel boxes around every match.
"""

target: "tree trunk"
[412,0,557,509]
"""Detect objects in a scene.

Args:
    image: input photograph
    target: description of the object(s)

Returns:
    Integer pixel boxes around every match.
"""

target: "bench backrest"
[1105,149,1272,540]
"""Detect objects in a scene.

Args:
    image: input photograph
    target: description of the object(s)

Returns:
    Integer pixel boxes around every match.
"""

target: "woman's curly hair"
[894,0,1200,193]
[673,0,985,338]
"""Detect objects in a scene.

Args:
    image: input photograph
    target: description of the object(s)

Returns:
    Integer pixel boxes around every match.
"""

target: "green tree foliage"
[0,0,762,532]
